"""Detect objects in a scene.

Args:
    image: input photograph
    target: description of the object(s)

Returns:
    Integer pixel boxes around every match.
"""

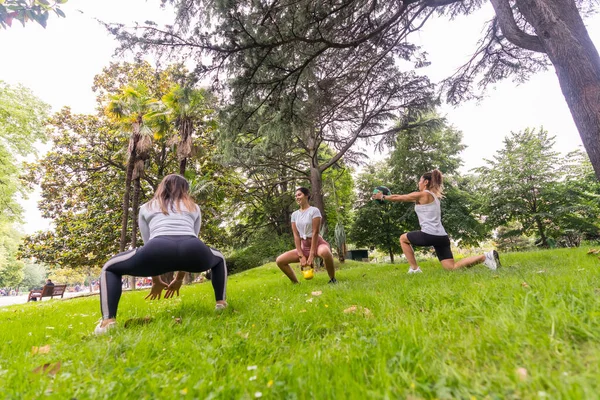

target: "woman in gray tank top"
[372,169,500,273]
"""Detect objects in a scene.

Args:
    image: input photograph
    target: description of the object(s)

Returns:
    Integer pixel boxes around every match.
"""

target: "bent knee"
[400,234,410,244]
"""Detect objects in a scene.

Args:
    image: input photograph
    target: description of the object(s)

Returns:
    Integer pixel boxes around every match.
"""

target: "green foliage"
[19,261,46,289]
[475,128,600,248]
[226,230,293,274]
[0,223,24,287]
[2,248,600,398]
[0,0,67,29]
[349,162,407,261]
[0,80,49,223]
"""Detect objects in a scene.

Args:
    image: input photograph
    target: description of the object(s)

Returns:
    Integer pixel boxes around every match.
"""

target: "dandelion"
[267,380,274,388]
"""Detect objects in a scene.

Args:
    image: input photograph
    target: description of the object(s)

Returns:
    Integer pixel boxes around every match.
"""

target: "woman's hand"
[164,278,183,299]
[371,191,383,201]
[306,255,314,268]
[299,255,308,267]
[145,279,168,300]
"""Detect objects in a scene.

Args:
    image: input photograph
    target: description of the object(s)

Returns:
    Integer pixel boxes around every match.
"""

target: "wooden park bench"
[27,284,67,302]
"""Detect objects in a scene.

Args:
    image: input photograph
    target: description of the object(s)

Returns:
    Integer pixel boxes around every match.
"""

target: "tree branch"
[489,0,545,53]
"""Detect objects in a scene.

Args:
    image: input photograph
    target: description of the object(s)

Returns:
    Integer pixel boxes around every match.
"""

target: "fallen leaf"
[124,316,153,328]
[32,361,61,376]
[237,331,249,339]
[299,309,307,313]
[587,249,599,254]
[362,308,372,317]
[306,298,313,303]
[516,367,528,381]
[522,282,529,288]
[344,305,357,313]
[31,345,51,355]
[311,291,322,296]
[174,317,182,324]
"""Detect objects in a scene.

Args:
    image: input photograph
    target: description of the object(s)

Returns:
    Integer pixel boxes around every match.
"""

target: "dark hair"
[421,169,444,198]
[296,187,311,200]
[149,174,197,214]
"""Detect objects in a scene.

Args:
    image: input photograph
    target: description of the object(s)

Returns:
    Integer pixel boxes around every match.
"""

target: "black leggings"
[100,235,227,319]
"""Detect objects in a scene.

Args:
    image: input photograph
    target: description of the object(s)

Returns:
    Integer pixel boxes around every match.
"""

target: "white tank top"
[414,190,447,236]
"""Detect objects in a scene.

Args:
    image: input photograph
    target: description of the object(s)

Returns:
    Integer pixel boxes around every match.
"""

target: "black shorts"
[406,231,453,261]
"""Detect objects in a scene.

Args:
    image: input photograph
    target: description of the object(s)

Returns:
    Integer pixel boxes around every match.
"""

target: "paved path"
[0,290,96,308]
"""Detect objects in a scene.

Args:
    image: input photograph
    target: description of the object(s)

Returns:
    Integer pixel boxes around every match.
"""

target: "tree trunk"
[179,158,188,175]
[129,177,142,291]
[119,141,137,252]
[131,177,141,249]
[514,0,600,179]
[310,164,327,234]
[389,248,394,263]
[534,215,548,247]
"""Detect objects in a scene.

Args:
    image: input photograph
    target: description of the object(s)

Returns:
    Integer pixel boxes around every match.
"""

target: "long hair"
[422,169,444,199]
[149,174,197,214]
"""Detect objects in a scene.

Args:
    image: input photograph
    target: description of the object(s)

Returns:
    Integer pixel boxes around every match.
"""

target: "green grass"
[1,247,600,399]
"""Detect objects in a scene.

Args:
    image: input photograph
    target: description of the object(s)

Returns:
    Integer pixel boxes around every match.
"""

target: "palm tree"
[105,84,161,253]
[162,85,215,176]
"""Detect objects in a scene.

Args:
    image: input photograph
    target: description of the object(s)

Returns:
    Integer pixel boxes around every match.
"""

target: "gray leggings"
[100,235,227,319]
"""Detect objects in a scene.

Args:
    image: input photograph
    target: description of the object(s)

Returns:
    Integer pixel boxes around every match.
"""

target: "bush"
[226,233,293,275]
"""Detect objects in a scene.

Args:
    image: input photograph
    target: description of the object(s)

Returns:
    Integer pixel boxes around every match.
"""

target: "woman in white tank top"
[276,187,337,283]
[372,169,501,273]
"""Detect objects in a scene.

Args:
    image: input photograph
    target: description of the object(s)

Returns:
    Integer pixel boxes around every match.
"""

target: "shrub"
[226,233,293,274]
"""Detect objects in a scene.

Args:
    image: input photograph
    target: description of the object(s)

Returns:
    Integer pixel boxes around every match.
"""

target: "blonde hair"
[149,174,197,215]
[422,169,444,199]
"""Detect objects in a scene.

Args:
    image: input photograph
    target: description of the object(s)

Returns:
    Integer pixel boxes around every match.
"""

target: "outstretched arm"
[372,191,425,203]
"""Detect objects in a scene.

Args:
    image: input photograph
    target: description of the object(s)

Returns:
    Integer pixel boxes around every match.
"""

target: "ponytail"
[422,169,444,198]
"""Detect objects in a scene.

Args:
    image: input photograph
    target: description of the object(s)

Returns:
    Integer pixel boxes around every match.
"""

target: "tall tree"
[110,0,600,180]
[0,80,49,222]
[475,127,581,247]
[105,84,160,252]
[162,85,216,176]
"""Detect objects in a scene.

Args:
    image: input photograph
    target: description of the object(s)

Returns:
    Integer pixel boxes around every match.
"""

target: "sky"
[2,0,599,233]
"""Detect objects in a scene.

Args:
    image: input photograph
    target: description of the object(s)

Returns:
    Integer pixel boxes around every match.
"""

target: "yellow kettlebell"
[302,265,314,280]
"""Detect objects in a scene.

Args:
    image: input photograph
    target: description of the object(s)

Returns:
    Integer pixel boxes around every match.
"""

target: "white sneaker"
[408,267,423,274]
[215,302,228,311]
[483,250,501,270]
[93,320,116,335]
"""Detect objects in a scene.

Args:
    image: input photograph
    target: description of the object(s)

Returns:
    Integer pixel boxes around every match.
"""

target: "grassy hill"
[1,248,600,399]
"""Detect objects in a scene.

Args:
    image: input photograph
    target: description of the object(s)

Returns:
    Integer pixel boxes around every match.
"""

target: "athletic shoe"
[93,320,115,335]
[483,250,501,270]
[408,267,422,274]
[328,278,338,284]
[215,302,228,311]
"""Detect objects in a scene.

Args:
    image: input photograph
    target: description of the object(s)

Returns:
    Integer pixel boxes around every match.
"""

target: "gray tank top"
[414,190,447,236]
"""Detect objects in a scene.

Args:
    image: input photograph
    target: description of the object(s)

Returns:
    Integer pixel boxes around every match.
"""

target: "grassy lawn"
[1,247,600,399]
